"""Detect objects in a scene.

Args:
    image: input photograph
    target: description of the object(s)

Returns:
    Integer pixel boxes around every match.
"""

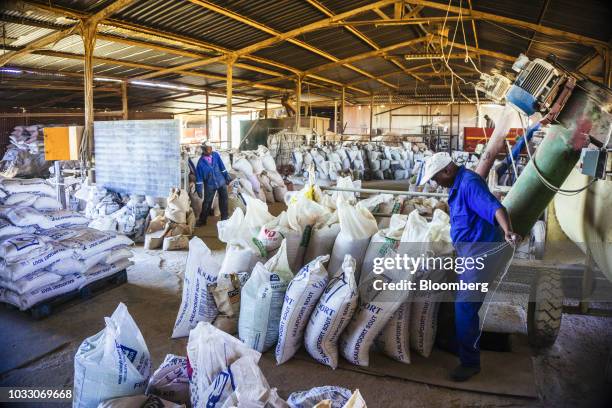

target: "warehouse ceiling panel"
[542,0,612,42]
[0,0,609,114]
[312,65,366,85]
[298,27,374,60]
[252,42,331,71]
[350,57,402,77]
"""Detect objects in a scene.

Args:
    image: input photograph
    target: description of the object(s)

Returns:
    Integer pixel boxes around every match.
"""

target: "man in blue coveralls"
[195,142,231,227]
[419,152,520,381]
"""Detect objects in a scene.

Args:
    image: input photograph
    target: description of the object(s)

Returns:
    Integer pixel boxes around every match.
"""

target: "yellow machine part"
[554,168,612,282]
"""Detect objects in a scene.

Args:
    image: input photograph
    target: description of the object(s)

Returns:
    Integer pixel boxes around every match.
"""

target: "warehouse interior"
[1,1,611,407]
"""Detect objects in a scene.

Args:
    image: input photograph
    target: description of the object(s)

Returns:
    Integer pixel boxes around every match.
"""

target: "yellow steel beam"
[23,49,289,92]
[130,0,398,79]
[305,0,424,83]
[11,0,373,96]
[466,0,481,68]
[406,0,608,50]
[242,36,432,91]
[0,0,137,66]
[184,0,399,90]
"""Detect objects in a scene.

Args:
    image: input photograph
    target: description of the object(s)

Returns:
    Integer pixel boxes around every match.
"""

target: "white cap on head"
[418,152,452,186]
[202,141,212,149]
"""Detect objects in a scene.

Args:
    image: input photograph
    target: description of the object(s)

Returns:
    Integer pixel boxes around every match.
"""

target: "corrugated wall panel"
[94,119,180,197]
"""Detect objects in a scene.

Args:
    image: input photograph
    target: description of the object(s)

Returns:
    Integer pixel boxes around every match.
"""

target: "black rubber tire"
[528,268,563,349]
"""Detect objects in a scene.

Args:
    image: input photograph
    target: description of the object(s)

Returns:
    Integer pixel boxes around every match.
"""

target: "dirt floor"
[1,199,612,407]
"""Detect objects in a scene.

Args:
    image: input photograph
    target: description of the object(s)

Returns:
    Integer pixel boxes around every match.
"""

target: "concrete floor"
[1,204,612,407]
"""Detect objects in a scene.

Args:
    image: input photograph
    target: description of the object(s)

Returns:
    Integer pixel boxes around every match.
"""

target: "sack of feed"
[303,221,340,265]
[339,250,409,367]
[238,239,293,352]
[146,354,190,404]
[276,255,330,364]
[327,198,377,279]
[211,273,242,334]
[375,302,411,364]
[97,395,182,408]
[73,303,151,408]
[187,323,260,407]
[2,242,74,282]
[171,237,221,338]
[304,255,358,369]
[287,386,353,408]
[409,291,442,357]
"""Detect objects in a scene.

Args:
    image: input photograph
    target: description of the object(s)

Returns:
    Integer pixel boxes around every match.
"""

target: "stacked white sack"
[0,125,50,178]
[0,179,133,310]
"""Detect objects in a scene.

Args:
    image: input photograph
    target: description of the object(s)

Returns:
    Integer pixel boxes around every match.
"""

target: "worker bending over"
[195,142,231,226]
[419,152,519,382]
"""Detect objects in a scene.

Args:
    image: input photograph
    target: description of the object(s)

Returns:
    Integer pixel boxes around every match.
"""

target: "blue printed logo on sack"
[119,344,138,363]
[270,274,280,282]
[9,235,39,251]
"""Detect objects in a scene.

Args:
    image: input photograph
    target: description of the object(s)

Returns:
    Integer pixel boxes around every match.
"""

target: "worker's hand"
[197,190,203,199]
[504,231,521,246]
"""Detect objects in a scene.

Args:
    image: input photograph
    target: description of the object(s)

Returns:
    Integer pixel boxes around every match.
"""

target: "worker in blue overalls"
[195,142,231,227]
[418,152,520,381]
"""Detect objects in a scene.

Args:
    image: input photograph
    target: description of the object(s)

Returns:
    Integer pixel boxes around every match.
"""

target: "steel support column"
[296,75,302,134]
[121,80,128,120]
[226,55,236,149]
[340,86,345,135]
[82,21,97,163]
[205,91,209,139]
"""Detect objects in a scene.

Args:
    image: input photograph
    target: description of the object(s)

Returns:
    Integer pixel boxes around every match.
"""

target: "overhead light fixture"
[0,68,23,74]
[130,80,192,91]
[94,77,122,83]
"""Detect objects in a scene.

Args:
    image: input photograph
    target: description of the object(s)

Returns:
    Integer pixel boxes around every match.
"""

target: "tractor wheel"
[527,268,563,349]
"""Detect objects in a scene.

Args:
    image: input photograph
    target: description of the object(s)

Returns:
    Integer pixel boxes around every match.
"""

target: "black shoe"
[449,365,481,382]
[195,220,206,227]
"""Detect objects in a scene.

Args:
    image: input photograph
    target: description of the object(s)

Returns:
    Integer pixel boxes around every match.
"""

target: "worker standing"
[418,152,520,382]
[195,142,231,227]
[484,114,496,129]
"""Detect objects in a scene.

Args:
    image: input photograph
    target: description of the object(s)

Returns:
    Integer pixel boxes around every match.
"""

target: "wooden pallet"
[25,269,128,319]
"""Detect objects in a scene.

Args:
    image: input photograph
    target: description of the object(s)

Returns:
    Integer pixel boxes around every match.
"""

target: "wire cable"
[515,107,598,195]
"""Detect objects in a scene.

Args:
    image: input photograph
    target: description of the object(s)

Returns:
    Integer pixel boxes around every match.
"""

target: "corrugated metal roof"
[1,0,609,113]
[115,0,272,49]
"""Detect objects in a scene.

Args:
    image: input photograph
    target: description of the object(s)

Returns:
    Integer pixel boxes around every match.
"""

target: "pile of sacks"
[144,188,196,251]
[0,125,50,178]
[168,178,453,375]
[0,178,134,311]
[231,146,288,204]
[292,142,435,183]
[73,302,367,408]
[78,185,150,243]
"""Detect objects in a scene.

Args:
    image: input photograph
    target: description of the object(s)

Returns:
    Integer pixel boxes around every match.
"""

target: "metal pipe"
[319,185,447,198]
[503,81,612,237]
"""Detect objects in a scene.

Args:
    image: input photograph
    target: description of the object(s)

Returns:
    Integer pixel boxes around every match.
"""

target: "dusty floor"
[1,199,611,407]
